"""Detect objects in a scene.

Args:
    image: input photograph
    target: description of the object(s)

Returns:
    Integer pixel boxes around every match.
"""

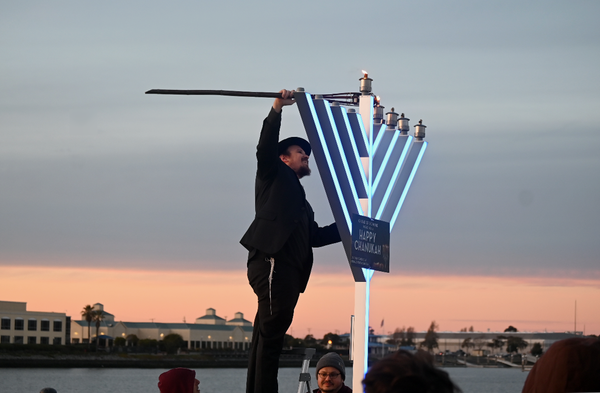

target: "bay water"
[0,366,529,393]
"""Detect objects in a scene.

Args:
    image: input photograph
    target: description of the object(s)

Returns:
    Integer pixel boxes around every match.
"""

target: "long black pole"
[145,89,287,98]
[145,89,362,106]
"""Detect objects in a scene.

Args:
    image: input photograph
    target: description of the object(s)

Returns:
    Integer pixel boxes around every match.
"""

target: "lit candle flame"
[362,70,368,78]
[375,96,380,104]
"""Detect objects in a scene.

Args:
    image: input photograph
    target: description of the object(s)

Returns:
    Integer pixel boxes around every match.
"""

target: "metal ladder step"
[281,347,316,393]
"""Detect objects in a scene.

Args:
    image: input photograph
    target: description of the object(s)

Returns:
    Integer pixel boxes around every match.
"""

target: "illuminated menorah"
[146,75,428,390]
[293,73,427,391]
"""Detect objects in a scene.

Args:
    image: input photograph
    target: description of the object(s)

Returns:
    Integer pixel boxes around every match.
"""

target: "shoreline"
[0,353,320,369]
[0,353,504,369]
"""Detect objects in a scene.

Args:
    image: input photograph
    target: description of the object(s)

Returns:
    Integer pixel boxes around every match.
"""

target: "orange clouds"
[1,265,598,338]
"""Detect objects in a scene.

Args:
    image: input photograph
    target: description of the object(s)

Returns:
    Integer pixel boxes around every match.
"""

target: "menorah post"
[295,73,428,392]
[352,269,373,391]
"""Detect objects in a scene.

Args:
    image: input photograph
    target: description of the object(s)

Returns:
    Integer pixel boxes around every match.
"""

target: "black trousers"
[246,251,301,393]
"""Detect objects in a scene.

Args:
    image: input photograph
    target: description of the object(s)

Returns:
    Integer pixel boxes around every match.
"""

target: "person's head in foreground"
[158,368,200,393]
[363,350,461,393]
[40,389,57,393]
[521,337,600,393]
[316,352,348,393]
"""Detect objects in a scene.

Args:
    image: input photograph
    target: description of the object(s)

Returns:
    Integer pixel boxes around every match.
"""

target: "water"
[0,367,529,393]
[446,368,529,393]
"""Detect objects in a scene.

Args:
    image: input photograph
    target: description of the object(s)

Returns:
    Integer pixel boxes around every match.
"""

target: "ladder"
[282,347,316,393]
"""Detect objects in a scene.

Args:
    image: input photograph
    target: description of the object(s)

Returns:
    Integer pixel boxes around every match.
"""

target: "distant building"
[366,330,584,357]
[70,304,253,350]
[0,301,70,345]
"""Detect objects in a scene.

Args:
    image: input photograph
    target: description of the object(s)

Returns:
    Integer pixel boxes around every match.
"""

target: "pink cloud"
[2,266,598,338]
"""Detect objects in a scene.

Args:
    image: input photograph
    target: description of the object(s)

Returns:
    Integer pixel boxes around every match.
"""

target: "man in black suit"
[241,89,341,393]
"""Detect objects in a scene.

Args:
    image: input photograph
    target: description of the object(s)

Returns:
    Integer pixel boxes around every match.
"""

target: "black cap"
[278,137,311,157]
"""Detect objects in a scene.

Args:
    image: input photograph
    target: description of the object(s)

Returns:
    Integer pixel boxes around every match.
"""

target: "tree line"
[284,332,348,349]
[387,321,542,355]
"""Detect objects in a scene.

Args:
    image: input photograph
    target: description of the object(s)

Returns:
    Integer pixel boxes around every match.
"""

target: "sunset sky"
[1,1,599,338]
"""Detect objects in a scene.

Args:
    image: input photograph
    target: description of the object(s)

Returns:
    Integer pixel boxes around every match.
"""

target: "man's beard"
[297,164,311,179]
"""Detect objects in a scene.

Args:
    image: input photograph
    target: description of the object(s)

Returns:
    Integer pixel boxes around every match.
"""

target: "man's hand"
[273,89,295,113]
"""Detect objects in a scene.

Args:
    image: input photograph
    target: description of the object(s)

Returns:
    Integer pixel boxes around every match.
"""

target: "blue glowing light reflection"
[322,102,363,215]
[372,132,404,193]
[361,268,374,376]
[340,107,369,193]
[375,136,413,220]
[390,141,428,230]
[304,94,353,232]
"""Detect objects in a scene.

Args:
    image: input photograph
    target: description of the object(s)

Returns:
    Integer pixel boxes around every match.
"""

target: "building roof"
[196,315,226,323]
[118,321,253,332]
[415,331,582,340]
[227,316,252,326]
[72,319,117,328]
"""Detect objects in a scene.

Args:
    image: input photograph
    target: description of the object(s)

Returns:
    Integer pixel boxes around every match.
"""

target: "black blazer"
[240,109,340,290]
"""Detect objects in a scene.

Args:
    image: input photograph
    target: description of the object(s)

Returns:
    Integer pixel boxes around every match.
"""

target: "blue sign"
[351,214,390,273]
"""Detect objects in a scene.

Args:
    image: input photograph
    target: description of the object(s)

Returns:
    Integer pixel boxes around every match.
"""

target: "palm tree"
[81,305,94,347]
[93,309,105,349]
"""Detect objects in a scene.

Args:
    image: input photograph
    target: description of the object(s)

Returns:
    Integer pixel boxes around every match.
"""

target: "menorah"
[293,73,427,391]
[146,75,428,390]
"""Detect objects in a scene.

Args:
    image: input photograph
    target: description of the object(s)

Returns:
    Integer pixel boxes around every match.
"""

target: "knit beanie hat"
[158,368,196,393]
[316,352,346,380]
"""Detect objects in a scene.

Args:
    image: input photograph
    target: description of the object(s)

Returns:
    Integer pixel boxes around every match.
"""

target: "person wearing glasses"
[314,352,352,393]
